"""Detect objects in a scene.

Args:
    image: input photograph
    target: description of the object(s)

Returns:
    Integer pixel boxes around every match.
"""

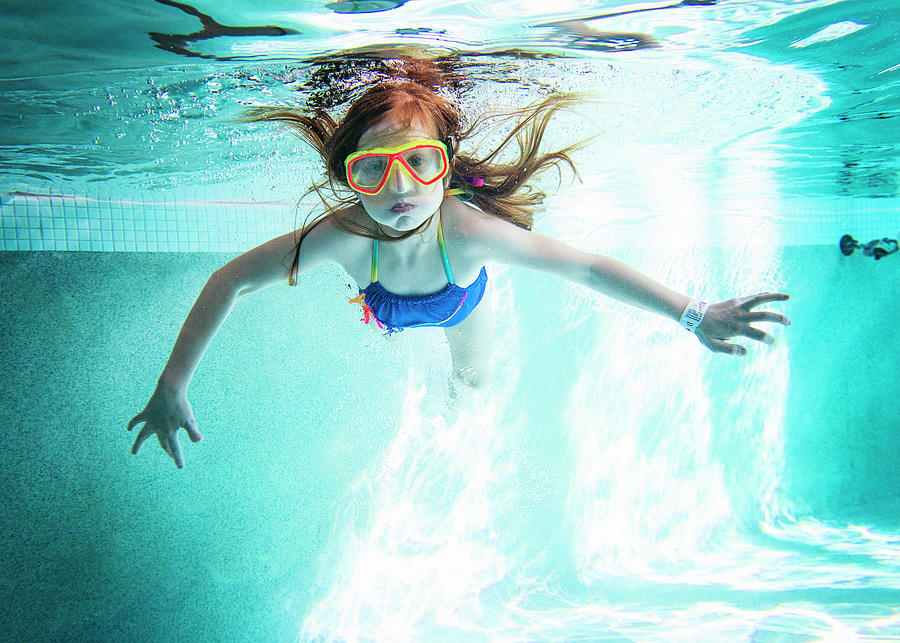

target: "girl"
[128,80,790,469]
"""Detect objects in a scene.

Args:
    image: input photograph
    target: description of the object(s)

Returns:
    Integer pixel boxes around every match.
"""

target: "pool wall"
[3,190,900,251]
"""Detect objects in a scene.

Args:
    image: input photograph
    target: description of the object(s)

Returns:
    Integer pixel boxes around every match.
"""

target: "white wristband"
[679,299,709,333]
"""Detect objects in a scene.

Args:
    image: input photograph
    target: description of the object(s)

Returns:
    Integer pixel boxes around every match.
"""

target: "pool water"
[1,1,899,641]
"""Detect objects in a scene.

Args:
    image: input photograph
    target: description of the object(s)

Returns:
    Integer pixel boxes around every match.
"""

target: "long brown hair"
[247,81,585,285]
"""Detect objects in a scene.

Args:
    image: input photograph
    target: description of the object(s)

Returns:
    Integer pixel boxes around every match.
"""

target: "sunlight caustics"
[561,240,788,585]
[790,21,869,48]
[300,286,526,640]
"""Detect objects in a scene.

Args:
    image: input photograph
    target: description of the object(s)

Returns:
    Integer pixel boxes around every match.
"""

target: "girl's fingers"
[743,292,790,309]
[131,424,154,454]
[183,417,203,443]
[131,415,194,467]
[127,413,145,431]
[744,311,791,326]
[157,433,172,458]
[168,434,186,469]
[700,293,789,356]
[743,326,774,345]
[706,337,747,356]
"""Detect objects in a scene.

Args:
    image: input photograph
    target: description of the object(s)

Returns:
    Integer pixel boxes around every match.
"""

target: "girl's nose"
[386,163,412,193]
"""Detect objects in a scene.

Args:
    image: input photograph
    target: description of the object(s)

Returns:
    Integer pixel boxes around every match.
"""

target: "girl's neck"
[375,209,440,253]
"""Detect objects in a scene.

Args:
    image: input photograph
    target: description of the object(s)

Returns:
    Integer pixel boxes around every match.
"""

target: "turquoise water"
[2,1,899,641]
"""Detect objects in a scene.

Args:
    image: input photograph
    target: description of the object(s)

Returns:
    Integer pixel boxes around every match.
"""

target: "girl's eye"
[403,147,441,173]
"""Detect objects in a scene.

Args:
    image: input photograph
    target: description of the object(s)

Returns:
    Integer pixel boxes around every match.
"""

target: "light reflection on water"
[2,0,898,199]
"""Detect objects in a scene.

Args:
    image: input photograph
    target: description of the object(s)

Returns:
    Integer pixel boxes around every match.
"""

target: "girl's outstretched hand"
[128,384,203,468]
[694,292,790,356]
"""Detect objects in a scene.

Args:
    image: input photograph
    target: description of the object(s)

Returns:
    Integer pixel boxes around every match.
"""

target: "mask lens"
[401,145,445,183]
[348,154,389,189]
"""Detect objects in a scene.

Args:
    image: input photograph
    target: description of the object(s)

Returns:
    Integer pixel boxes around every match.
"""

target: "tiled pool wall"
[0,190,297,252]
[1,189,898,252]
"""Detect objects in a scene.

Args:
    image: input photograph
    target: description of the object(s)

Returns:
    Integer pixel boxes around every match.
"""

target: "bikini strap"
[371,238,379,283]
[371,215,454,285]
[437,215,454,284]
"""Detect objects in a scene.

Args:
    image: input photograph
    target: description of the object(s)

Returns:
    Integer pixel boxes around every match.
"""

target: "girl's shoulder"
[442,196,550,268]
[297,205,370,264]
[441,197,494,238]
[441,196,516,266]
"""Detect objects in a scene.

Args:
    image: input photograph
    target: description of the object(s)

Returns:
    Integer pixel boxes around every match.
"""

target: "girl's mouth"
[390,201,415,213]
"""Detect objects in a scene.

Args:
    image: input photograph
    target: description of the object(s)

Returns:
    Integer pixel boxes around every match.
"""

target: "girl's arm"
[128,223,335,468]
[462,211,790,356]
[155,231,304,390]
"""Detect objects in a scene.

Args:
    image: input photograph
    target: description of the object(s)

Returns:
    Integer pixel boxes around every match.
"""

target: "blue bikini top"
[351,217,488,334]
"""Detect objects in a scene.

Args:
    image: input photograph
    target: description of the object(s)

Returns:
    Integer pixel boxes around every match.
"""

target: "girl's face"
[352,114,446,234]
